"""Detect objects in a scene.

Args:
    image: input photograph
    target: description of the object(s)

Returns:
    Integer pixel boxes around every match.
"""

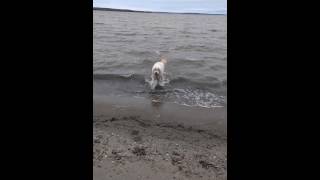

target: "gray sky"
[93,0,227,14]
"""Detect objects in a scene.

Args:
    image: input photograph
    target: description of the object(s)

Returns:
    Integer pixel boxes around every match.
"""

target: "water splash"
[145,72,170,90]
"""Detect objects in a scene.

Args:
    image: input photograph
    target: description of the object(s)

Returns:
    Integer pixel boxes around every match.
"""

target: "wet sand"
[93,95,227,180]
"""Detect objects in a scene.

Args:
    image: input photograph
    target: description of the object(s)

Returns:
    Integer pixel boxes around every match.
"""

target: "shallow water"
[93,10,227,108]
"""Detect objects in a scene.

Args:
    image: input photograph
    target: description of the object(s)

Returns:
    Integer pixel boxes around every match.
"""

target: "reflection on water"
[149,89,164,108]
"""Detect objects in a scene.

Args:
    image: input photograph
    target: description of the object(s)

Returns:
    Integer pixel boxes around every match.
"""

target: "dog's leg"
[151,80,157,90]
[150,74,157,89]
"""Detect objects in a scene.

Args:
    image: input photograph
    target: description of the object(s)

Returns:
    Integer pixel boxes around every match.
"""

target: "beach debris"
[199,160,215,169]
[93,135,103,143]
[110,117,117,122]
[129,115,139,120]
[111,150,122,160]
[112,150,117,154]
[132,146,146,156]
[171,151,184,165]
[171,156,183,165]
[177,124,184,128]
[133,136,142,142]
[131,130,139,135]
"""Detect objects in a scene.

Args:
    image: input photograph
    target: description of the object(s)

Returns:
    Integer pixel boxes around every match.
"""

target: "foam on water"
[171,88,225,108]
[94,72,226,108]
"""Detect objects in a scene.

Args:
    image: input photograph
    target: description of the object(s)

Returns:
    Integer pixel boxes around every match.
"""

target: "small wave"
[209,64,226,71]
[139,87,226,108]
[151,27,174,30]
[94,73,223,91]
[174,45,213,52]
[107,40,135,43]
[93,73,145,82]
[170,76,221,89]
[125,50,155,57]
[142,59,156,64]
[169,59,206,68]
[141,87,225,108]
[185,57,200,61]
[114,32,137,36]
[94,73,226,108]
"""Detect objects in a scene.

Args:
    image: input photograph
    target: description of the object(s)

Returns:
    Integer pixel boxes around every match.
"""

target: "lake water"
[93,10,227,109]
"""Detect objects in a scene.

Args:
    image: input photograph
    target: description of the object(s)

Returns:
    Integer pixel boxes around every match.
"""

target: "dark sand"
[93,95,227,180]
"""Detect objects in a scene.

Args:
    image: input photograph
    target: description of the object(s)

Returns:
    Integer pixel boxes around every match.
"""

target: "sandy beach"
[93,95,227,180]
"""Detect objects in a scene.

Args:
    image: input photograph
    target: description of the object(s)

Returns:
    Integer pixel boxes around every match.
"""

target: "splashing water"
[145,72,170,90]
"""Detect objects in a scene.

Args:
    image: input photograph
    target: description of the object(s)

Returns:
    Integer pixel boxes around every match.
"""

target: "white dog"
[151,57,167,89]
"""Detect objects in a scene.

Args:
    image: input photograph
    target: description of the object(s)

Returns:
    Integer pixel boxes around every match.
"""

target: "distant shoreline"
[93,7,226,15]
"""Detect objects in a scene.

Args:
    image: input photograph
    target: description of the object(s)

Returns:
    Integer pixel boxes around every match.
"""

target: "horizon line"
[93,7,227,15]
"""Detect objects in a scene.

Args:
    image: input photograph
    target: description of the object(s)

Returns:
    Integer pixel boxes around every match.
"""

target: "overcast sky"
[93,0,227,14]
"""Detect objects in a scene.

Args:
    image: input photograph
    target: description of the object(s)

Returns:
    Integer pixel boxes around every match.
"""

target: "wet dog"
[150,57,167,89]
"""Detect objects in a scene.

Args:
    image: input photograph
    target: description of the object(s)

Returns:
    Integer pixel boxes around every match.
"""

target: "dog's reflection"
[149,93,163,120]
[149,86,165,107]
[150,94,162,107]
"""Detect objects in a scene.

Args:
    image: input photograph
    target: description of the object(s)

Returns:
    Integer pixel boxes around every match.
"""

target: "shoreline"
[93,95,227,180]
[94,95,227,138]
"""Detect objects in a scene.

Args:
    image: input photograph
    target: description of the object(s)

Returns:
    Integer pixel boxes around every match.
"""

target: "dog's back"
[152,58,167,72]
